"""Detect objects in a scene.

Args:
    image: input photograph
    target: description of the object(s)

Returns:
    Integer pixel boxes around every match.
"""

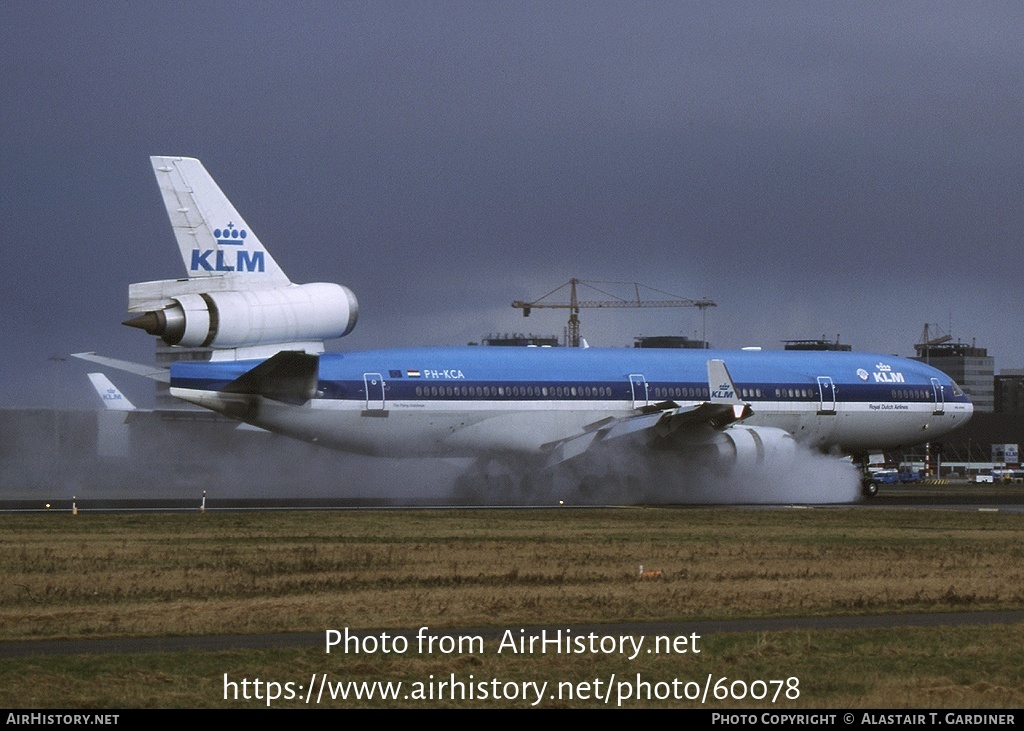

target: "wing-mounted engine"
[702,425,797,472]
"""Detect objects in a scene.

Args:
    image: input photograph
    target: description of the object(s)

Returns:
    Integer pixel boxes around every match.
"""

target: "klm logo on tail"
[214,222,247,245]
[190,249,265,272]
[711,382,735,400]
[190,223,265,272]
[101,388,125,403]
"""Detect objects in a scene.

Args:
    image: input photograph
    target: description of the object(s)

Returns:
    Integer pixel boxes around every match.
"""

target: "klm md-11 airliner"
[75,157,973,500]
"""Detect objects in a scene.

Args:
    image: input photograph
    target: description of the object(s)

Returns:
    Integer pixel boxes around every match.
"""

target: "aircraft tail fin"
[87,373,137,411]
[150,156,291,286]
[122,156,358,356]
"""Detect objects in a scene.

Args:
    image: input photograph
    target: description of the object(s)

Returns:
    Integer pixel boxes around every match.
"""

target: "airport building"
[633,335,708,349]
[478,333,560,347]
[994,370,1024,413]
[911,342,995,413]
[782,338,852,352]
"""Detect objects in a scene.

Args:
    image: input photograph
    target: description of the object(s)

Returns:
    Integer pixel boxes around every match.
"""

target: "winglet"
[87,373,137,411]
[707,359,742,405]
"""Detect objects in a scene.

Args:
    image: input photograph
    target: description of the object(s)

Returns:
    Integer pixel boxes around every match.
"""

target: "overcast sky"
[2,2,1022,408]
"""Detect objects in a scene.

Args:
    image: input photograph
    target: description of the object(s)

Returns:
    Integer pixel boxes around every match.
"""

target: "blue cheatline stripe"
[170,376,951,407]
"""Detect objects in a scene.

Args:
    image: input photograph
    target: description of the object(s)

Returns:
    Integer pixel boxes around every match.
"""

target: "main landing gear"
[857,454,878,498]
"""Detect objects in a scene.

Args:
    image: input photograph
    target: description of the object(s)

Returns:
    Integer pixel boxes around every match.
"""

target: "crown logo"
[875,363,891,372]
[213,222,247,246]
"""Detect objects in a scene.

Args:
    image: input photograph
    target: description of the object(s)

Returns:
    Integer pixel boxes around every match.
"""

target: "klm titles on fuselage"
[857,364,906,384]
[872,363,905,384]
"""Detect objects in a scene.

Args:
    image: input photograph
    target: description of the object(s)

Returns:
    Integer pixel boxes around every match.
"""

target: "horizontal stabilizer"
[221,351,319,405]
[72,353,170,383]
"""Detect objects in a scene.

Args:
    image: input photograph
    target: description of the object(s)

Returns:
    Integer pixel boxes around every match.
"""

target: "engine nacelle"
[124,282,358,348]
[705,425,797,473]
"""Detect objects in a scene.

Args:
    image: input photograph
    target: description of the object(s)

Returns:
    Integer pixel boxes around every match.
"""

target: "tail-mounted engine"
[124,281,358,349]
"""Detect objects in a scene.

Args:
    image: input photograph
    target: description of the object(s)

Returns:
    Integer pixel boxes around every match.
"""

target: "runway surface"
[2,482,1024,513]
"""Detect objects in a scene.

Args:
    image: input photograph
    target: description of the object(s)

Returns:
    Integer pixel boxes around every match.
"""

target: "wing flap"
[542,359,753,468]
[542,401,749,468]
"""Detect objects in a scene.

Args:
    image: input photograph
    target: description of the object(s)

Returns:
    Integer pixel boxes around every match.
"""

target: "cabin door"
[629,374,649,409]
[816,376,836,415]
[364,373,386,411]
[930,377,945,415]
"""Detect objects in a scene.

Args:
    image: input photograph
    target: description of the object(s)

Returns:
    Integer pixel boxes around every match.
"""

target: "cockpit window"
[950,380,964,397]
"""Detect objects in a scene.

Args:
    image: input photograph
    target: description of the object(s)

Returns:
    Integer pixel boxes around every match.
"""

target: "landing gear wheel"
[862,478,878,498]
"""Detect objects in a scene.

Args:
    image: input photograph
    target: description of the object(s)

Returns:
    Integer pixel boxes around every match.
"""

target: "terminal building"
[633,335,708,349]
[994,370,1024,414]
[478,333,560,347]
[782,338,852,352]
[911,342,995,413]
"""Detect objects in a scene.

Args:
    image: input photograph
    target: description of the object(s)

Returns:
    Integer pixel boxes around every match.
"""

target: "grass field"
[1,506,1023,707]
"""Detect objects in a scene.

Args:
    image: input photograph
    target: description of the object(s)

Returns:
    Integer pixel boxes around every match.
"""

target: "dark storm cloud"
[2,2,1022,407]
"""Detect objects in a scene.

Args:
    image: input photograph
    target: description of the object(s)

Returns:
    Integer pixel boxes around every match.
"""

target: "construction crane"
[512,278,716,348]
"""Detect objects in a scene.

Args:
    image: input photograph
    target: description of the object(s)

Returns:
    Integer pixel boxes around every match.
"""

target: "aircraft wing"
[541,359,753,468]
[540,400,751,467]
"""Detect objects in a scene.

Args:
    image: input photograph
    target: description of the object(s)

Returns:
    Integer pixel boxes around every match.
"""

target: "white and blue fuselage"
[170,346,972,459]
